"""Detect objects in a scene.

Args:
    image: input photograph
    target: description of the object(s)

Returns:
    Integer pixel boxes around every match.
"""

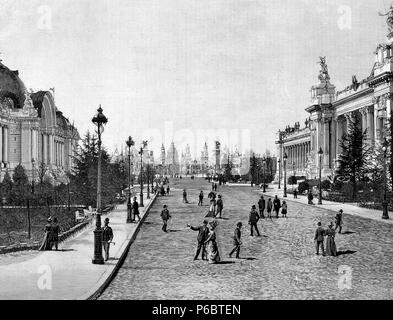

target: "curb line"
[79,193,158,300]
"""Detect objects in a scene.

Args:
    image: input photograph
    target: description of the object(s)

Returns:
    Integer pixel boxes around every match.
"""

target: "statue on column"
[379,4,393,37]
[318,56,330,82]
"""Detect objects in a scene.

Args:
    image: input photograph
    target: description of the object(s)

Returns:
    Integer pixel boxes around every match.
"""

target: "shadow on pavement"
[215,261,236,265]
[341,231,356,235]
[337,250,357,256]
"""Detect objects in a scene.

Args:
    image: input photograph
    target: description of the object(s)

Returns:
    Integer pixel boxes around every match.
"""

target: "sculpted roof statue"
[318,56,330,81]
[379,4,393,35]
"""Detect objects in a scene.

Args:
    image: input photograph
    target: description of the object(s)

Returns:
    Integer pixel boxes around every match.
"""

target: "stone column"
[3,127,8,163]
[0,126,3,164]
[366,106,375,144]
[49,135,54,165]
[43,134,48,164]
[323,120,330,168]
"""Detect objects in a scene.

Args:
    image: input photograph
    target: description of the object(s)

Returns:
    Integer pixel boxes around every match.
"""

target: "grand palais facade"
[276,28,393,181]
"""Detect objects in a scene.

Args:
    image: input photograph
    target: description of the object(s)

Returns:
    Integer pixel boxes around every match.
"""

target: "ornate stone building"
[0,61,79,182]
[276,14,393,180]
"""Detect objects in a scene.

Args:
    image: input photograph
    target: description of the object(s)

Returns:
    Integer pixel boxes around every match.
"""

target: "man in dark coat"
[266,198,273,219]
[188,220,209,260]
[132,197,141,222]
[216,195,223,219]
[102,218,114,261]
[167,185,170,195]
[258,196,266,219]
[229,222,242,259]
[198,191,204,206]
[335,209,343,234]
[273,195,281,219]
[183,189,189,203]
[249,205,261,236]
[160,205,171,232]
[314,222,326,256]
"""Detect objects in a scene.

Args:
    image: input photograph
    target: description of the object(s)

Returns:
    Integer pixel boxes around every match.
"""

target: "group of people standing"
[127,196,142,223]
[39,217,60,251]
[257,195,288,219]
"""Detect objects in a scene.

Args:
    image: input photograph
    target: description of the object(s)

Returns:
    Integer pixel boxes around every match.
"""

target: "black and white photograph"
[1,0,393,309]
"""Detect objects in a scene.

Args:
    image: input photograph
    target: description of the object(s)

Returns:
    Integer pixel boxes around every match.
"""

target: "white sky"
[0,0,391,158]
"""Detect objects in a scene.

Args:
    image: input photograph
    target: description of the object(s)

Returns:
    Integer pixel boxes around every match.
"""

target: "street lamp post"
[92,105,108,265]
[283,153,288,198]
[126,136,135,223]
[147,156,150,200]
[139,141,147,207]
[382,138,390,220]
[278,158,281,189]
[262,157,266,193]
[318,147,323,205]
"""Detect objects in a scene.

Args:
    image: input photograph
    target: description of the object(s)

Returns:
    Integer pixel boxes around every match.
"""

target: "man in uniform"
[102,218,114,261]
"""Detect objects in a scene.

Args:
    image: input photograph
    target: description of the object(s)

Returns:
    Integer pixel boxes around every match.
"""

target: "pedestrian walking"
[132,197,141,222]
[216,195,223,219]
[273,195,281,218]
[308,190,314,205]
[167,185,170,195]
[266,198,273,219]
[281,201,288,218]
[325,222,337,257]
[249,205,261,237]
[212,182,215,191]
[258,196,266,219]
[294,189,298,199]
[229,222,242,259]
[160,205,171,232]
[183,189,189,203]
[314,222,326,256]
[215,183,218,192]
[335,209,343,234]
[188,220,209,261]
[205,221,221,264]
[103,218,114,261]
[39,217,53,251]
[198,191,204,206]
[51,217,60,251]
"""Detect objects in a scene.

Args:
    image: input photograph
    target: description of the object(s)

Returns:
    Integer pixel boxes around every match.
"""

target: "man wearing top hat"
[187,220,209,261]
[102,218,114,261]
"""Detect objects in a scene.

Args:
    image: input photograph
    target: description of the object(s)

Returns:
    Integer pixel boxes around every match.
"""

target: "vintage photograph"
[0,0,393,304]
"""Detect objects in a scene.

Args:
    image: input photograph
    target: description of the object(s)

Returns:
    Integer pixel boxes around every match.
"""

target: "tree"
[12,164,32,238]
[1,170,13,205]
[249,153,258,185]
[337,112,372,199]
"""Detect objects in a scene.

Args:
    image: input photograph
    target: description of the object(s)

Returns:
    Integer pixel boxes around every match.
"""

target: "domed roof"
[0,61,27,108]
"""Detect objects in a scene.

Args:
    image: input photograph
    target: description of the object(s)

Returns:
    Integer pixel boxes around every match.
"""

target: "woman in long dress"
[205,221,221,264]
[39,217,53,251]
[325,222,337,257]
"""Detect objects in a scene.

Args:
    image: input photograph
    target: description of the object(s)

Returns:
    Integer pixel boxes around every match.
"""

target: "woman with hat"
[204,220,221,264]
[325,222,337,257]
[39,217,54,251]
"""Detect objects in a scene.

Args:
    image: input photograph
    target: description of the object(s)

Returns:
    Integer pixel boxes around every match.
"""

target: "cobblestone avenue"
[100,179,393,300]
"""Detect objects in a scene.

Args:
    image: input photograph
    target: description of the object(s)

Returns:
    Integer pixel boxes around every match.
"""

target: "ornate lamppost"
[139,141,148,207]
[262,157,266,193]
[147,153,151,200]
[278,158,281,189]
[318,147,323,205]
[283,153,288,198]
[382,138,390,220]
[92,105,108,265]
[126,136,135,223]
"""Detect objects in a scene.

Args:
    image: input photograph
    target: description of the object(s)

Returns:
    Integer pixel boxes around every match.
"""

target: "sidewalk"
[256,185,393,225]
[0,193,157,300]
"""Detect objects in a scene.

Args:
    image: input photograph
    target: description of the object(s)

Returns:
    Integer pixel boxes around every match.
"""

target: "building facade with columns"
[0,61,79,182]
[276,25,393,180]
